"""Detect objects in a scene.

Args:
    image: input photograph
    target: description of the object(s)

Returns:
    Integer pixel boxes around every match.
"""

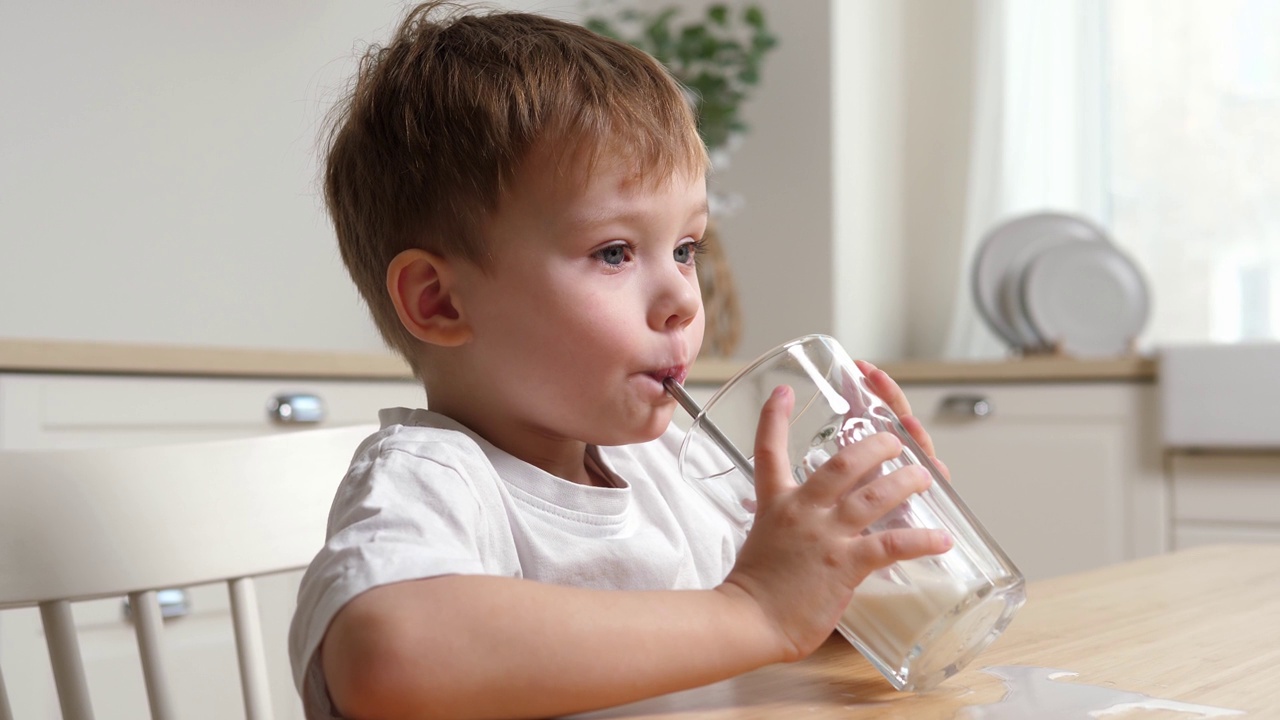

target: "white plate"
[1020,241,1150,357]
[972,213,1108,350]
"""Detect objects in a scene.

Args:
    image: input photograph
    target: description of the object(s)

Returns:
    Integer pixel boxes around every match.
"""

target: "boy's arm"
[322,575,779,720]
[323,386,951,720]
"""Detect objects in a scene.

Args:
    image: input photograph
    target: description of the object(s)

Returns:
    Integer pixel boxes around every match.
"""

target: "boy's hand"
[856,359,951,482]
[719,385,953,663]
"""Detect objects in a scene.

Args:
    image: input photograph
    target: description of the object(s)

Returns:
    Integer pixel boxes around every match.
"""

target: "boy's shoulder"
[366,407,487,454]
[338,407,499,496]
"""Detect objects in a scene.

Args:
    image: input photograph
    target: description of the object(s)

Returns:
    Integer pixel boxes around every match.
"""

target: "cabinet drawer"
[1171,453,1280,525]
[897,382,1166,579]
[1175,523,1280,549]
[0,374,423,449]
[903,383,1145,423]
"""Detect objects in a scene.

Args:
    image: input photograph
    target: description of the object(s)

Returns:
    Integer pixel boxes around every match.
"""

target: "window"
[1108,0,1280,343]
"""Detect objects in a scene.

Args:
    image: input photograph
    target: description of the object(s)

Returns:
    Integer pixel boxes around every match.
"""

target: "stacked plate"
[972,212,1150,357]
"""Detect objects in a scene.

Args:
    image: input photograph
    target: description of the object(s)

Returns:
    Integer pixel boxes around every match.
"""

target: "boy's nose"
[651,267,701,331]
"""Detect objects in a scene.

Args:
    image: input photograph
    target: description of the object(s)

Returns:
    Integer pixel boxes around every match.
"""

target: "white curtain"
[943,0,1108,359]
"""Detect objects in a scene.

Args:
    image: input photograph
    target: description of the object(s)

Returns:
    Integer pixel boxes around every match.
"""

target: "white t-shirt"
[288,408,741,719]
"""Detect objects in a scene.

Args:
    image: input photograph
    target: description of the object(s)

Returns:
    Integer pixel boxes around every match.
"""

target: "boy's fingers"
[752,385,795,506]
[803,433,902,506]
[900,415,939,461]
[851,528,954,571]
[856,359,949,480]
[856,359,913,414]
[933,457,952,483]
[836,464,931,528]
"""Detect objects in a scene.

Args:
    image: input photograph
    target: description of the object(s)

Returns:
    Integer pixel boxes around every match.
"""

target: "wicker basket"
[696,219,743,358]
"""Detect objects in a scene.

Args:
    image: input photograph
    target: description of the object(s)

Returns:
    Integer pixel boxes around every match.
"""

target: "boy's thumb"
[752,384,795,505]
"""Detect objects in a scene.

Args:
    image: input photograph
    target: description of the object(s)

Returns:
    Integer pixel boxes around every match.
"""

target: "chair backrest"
[0,424,377,720]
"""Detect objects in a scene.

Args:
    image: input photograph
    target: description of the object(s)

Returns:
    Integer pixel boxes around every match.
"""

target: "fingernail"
[935,530,954,550]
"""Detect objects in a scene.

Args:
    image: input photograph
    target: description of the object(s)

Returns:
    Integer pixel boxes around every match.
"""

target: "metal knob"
[268,393,325,424]
[938,394,993,419]
[123,588,191,623]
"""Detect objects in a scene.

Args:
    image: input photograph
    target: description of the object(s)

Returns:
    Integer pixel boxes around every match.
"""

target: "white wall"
[901,0,976,360]
[832,0,906,361]
[652,0,975,362]
[702,0,835,360]
[0,0,974,361]
[0,2,408,352]
[831,0,977,363]
[0,0,555,354]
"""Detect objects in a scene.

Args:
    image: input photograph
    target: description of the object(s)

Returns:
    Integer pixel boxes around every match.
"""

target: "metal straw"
[663,378,756,480]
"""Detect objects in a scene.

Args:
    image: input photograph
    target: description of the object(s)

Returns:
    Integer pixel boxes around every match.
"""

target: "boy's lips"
[645,365,689,387]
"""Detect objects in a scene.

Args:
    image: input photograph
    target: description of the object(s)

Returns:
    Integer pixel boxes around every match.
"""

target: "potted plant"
[584,2,778,357]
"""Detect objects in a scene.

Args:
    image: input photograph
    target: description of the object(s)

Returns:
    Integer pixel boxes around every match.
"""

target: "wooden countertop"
[0,338,415,381]
[573,544,1278,719]
[0,339,1156,384]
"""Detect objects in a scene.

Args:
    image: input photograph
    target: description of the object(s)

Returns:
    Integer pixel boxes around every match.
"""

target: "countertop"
[573,544,1279,719]
[0,338,1157,384]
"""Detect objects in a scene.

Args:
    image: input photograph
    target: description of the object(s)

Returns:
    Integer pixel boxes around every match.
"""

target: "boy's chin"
[593,412,676,447]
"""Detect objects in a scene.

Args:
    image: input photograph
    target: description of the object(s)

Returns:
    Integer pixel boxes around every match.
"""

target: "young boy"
[288,3,953,719]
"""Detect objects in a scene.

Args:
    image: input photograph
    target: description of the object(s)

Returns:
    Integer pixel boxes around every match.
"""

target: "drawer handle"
[122,588,191,623]
[268,393,325,424]
[938,394,993,419]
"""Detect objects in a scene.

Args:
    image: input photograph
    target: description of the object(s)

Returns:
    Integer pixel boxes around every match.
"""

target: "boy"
[288,3,953,719]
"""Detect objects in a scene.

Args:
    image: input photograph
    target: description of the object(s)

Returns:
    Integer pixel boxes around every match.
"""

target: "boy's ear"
[386,249,472,347]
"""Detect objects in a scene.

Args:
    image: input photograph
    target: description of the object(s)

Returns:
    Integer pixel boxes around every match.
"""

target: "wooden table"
[574,545,1280,719]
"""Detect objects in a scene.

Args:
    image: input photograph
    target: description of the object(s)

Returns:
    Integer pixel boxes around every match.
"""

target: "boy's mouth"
[646,366,689,387]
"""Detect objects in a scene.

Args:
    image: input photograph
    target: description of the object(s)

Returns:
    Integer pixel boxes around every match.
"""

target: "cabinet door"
[900,383,1166,582]
[1170,453,1280,550]
[0,373,424,720]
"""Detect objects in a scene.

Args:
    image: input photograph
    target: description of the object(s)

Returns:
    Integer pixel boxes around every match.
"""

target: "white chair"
[0,424,376,720]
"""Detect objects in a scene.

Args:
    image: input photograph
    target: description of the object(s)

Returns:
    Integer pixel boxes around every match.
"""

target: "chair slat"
[0,659,14,720]
[129,590,177,720]
[1,425,373,717]
[229,578,274,720]
[39,600,95,720]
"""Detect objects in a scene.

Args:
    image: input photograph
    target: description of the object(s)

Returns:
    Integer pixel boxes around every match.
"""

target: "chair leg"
[129,590,178,720]
[39,600,95,720]
[228,578,274,720]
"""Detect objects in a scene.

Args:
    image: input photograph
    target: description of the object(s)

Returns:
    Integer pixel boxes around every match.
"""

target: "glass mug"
[678,335,1025,692]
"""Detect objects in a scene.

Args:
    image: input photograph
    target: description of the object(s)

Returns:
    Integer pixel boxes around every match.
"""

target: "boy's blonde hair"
[324,1,709,373]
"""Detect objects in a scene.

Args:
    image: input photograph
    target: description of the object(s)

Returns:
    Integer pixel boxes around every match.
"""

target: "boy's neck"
[425,374,598,487]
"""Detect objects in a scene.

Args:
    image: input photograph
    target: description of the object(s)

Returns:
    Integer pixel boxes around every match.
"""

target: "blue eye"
[595,245,629,267]
[674,239,707,265]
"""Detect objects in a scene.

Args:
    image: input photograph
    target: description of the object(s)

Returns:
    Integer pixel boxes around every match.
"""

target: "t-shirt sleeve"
[288,432,512,695]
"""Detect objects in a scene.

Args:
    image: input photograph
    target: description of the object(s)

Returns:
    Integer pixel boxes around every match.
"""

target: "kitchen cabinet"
[1169,453,1280,550]
[0,372,424,720]
[1157,343,1280,551]
[898,382,1168,582]
[682,378,1169,583]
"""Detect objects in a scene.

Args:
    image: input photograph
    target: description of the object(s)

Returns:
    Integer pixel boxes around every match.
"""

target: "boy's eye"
[674,238,707,265]
[594,244,629,267]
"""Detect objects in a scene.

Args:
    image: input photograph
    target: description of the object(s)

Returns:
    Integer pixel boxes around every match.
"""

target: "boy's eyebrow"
[572,199,709,228]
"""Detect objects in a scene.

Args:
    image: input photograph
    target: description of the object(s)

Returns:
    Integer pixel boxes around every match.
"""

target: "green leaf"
[583,18,617,39]
[583,2,777,152]
[750,35,775,55]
